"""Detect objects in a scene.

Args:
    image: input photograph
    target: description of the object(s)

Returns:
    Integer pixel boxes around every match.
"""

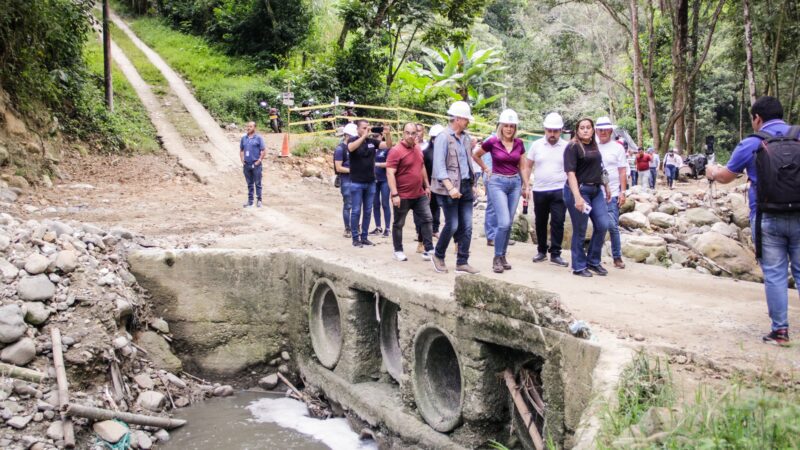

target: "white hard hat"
[429,124,445,137]
[343,123,358,137]
[498,109,519,125]
[447,101,474,121]
[542,112,564,129]
[595,116,614,129]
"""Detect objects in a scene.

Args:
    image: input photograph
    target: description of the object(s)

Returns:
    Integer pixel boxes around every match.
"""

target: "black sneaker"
[382,229,390,238]
[573,269,593,277]
[550,256,568,267]
[763,329,790,346]
[352,240,363,248]
[587,264,608,276]
[532,252,547,263]
[369,228,382,235]
[361,239,376,246]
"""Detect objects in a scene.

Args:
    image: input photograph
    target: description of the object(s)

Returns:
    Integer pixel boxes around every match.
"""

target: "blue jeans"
[486,174,522,257]
[607,197,621,259]
[373,180,391,229]
[349,182,376,241]
[649,167,657,189]
[564,184,610,272]
[759,213,800,331]
[630,170,638,187]
[483,173,497,241]
[665,165,678,187]
[243,163,263,204]
[339,177,352,230]
[435,180,474,265]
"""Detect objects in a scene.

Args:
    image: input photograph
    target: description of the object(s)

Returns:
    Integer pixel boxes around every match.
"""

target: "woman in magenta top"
[473,109,530,273]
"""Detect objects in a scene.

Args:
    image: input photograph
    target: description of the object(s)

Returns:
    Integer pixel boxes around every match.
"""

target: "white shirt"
[527,138,568,192]
[664,153,683,167]
[598,140,627,197]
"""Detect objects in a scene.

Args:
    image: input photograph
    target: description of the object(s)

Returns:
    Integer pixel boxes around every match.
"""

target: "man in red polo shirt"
[386,123,434,262]
[635,147,653,188]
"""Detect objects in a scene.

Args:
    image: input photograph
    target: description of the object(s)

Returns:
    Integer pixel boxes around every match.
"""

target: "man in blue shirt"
[240,121,266,208]
[707,96,799,346]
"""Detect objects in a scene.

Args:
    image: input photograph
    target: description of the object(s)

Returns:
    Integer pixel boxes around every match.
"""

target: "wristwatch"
[391,193,400,198]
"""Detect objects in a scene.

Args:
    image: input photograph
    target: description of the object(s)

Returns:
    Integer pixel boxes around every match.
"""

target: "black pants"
[532,188,566,256]
[416,193,441,240]
[393,196,434,252]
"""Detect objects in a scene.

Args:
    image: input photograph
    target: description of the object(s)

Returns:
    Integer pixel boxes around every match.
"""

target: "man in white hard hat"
[596,116,628,269]
[430,101,480,274]
[525,112,569,266]
[334,123,358,237]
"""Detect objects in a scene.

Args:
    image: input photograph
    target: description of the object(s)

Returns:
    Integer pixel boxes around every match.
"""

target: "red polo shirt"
[386,141,425,199]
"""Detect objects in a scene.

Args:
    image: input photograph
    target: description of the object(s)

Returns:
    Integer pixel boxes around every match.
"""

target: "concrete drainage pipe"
[379,300,402,382]
[308,279,342,369]
[412,325,463,432]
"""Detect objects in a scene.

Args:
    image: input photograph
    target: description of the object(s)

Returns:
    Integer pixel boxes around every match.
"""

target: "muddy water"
[163,391,376,450]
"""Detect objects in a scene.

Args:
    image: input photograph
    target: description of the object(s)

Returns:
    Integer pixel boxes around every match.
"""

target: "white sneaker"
[393,251,408,261]
[421,251,432,261]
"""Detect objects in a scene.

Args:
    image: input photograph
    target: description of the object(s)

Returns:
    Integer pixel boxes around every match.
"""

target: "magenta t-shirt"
[482,136,525,176]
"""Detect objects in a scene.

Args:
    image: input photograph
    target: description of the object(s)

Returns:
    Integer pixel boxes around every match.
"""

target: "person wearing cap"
[526,112,569,267]
[635,147,653,188]
[430,101,480,274]
[473,109,528,273]
[662,148,683,189]
[387,123,434,262]
[596,116,628,269]
[347,120,393,247]
[648,148,660,189]
[334,123,357,237]
[564,118,611,277]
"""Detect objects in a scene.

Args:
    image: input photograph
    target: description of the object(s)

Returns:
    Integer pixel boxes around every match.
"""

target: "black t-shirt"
[563,141,603,185]
[348,137,381,183]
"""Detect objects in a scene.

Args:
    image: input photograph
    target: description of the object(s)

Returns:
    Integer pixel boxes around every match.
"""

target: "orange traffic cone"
[279,133,290,157]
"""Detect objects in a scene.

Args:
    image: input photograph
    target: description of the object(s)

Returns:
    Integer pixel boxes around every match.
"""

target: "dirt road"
[25,17,799,380]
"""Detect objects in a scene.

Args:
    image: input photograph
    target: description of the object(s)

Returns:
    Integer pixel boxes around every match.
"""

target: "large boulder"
[23,302,51,326]
[135,331,182,373]
[530,212,596,249]
[657,202,679,215]
[0,305,27,344]
[684,208,721,226]
[54,251,78,273]
[647,212,677,229]
[620,197,635,214]
[17,275,55,301]
[622,235,667,263]
[688,232,761,281]
[0,337,36,366]
[731,206,750,229]
[619,212,650,229]
[0,257,19,281]
[137,391,166,412]
[634,202,655,216]
[23,254,49,275]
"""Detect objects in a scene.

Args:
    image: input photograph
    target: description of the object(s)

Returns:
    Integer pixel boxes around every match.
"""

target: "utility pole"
[103,0,113,112]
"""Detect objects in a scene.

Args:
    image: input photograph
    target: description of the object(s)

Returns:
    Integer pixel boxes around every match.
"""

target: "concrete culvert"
[412,326,463,432]
[309,279,342,369]
[379,299,402,382]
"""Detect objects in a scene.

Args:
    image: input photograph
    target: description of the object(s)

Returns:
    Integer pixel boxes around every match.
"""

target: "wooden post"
[52,328,75,448]
[66,404,187,429]
[103,0,113,112]
[503,368,544,450]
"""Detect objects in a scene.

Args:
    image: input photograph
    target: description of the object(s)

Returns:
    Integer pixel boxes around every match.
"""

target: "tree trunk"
[743,0,758,106]
[643,0,661,151]
[337,22,351,49]
[685,0,700,154]
[768,0,786,98]
[788,58,800,123]
[669,0,689,153]
[630,0,644,146]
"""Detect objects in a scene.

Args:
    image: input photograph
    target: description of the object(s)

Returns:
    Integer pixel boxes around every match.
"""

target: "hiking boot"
[492,256,505,273]
[370,227,383,235]
[416,242,425,253]
[343,228,351,238]
[352,239,363,248]
[532,252,547,263]
[421,250,432,261]
[361,239,376,246]
[588,264,608,276]
[573,269,593,277]
[501,256,512,270]
[550,255,568,267]
[455,264,480,275]
[613,258,626,269]
[243,202,253,208]
[432,255,448,273]
[393,251,408,261]
[487,239,494,247]
[763,329,790,346]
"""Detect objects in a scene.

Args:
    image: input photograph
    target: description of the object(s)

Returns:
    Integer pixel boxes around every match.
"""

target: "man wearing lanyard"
[240,121,266,208]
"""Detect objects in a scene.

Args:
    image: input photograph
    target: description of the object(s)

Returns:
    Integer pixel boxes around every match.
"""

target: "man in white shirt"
[596,116,628,269]
[525,113,569,267]
[648,148,660,189]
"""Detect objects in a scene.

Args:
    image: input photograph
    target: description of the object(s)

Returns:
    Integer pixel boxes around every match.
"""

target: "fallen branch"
[675,239,733,275]
[52,328,76,448]
[0,362,48,384]
[277,373,304,400]
[503,368,544,450]
[65,403,187,429]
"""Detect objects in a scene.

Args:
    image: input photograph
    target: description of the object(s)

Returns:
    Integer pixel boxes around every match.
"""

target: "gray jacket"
[431,132,473,196]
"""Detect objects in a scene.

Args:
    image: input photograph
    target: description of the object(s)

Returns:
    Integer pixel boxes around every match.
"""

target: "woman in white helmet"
[472,109,529,273]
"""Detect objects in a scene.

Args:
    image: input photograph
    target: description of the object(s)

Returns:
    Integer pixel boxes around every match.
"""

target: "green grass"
[292,136,340,157]
[107,22,169,94]
[83,36,160,153]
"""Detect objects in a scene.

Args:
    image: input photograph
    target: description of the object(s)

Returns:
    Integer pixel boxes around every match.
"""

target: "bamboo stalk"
[51,328,76,448]
[276,373,304,400]
[65,403,186,429]
[0,362,48,384]
[504,369,544,450]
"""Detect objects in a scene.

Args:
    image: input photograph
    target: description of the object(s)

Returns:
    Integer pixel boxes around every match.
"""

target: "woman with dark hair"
[563,118,610,277]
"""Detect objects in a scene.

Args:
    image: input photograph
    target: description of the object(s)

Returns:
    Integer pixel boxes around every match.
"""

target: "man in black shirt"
[347,120,392,247]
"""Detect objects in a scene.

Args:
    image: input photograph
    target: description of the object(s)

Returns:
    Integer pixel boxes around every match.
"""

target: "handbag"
[334,174,341,188]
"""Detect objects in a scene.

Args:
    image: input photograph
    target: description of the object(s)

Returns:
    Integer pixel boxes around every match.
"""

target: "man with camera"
[347,120,392,247]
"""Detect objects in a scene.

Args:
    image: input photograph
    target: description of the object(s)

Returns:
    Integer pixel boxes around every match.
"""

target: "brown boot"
[416,242,425,253]
[501,256,512,270]
[492,256,505,273]
[614,258,626,269]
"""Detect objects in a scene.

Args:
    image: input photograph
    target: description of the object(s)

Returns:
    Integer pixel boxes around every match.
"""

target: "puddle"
[163,391,376,450]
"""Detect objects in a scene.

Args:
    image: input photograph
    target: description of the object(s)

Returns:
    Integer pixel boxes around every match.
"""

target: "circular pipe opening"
[308,279,342,369]
[412,326,463,432]
[379,300,402,382]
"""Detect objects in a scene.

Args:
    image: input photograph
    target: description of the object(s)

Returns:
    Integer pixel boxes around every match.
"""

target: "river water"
[162,391,377,450]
